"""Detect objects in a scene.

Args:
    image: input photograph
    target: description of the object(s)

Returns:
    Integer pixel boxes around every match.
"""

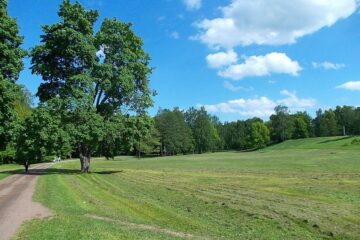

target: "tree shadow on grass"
[318,136,353,144]
[0,168,123,176]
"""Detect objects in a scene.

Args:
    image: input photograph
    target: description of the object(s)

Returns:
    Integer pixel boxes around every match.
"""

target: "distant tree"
[292,117,309,139]
[245,119,270,149]
[354,108,360,135]
[155,108,194,155]
[98,114,155,158]
[185,107,221,153]
[323,110,339,136]
[290,112,312,139]
[219,121,247,150]
[30,1,154,171]
[269,105,293,142]
[313,109,323,137]
[334,106,356,135]
[136,125,161,155]
[313,109,339,137]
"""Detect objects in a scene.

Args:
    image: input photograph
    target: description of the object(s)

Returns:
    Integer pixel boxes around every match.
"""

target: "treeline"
[1,0,359,166]
[150,105,360,155]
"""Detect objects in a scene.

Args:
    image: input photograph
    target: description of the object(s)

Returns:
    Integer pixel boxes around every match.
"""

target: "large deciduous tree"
[0,0,27,163]
[30,0,154,172]
[0,0,26,82]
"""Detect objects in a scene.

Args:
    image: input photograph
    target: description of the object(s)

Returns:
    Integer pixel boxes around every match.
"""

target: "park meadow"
[1,0,360,239]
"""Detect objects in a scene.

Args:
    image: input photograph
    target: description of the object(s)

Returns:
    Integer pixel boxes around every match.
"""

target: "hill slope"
[266,136,360,150]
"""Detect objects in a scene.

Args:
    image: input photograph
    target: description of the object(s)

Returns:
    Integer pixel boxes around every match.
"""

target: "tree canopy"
[29,0,154,172]
[0,0,26,82]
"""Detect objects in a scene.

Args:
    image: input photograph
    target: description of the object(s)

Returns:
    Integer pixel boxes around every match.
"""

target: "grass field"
[0,164,24,181]
[10,136,360,239]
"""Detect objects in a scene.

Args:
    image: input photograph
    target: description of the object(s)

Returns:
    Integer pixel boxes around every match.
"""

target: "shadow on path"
[0,168,123,177]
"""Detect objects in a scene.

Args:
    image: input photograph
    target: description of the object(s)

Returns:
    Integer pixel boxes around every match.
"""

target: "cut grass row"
[12,144,359,239]
[0,136,355,239]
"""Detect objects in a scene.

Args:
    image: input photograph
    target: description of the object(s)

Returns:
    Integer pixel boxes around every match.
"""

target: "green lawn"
[13,137,360,239]
[0,164,24,180]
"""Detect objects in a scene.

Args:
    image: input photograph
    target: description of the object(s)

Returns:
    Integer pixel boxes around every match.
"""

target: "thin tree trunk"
[80,154,84,171]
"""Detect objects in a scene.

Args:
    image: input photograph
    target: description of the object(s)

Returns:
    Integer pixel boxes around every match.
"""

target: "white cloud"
[224,81,253,92]
[170,31,180,39]
[206,50,238,69]
[202,97,276,117]
[201,90,316,117]
[312,61,345,70]
[218,52,302,80]
[194,0,357,48]
[157,16,166,22]
[183,0,202,10]
[268,80,277,84]
[278,90,316,110]
[336,81,360,91]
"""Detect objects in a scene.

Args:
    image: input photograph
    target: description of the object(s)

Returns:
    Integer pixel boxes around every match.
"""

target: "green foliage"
[313,109,339,137]
[185,107,221,153]
[0,145,15,164]
[245,120,270,149]
[335,106,357,135]
[351,138,360,145]
[292,117,309,139]
[0,0,27,82]
[0,78,21,149]
[219,121,246,150]
[155,108,194,155]
[269,105,294,142]
[94,18,154,115]
[136,123,161,155]
[0,1,27,164]
[28,0,154,169]
[16,100,73,163]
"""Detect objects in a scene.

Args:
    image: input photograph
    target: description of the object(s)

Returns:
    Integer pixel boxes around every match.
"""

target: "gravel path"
[0,163,52,240]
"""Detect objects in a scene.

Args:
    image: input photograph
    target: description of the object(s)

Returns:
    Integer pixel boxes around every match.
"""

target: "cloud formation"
[194,0,357,48]
[218,52,302,80]
[206,50,238,69]
[312,61,345,70]
[170,31,180,39]
[201,90,316,117]
[223,81,253,92]
[336,81,360,91]
[183,0,202,10]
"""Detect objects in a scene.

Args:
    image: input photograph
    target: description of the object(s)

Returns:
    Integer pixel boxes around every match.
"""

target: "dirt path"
[0,163,53,240]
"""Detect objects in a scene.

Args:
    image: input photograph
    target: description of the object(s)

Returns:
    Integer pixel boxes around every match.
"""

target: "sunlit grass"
[14,137,360,239]
[0,164,23,180]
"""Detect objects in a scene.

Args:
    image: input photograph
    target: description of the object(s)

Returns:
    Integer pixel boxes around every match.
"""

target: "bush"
[0,146,16,164]
[43,155,56,162]
[351,138,360,145]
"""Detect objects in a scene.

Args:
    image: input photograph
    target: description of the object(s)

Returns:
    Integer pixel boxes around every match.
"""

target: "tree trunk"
[79,145,91,173]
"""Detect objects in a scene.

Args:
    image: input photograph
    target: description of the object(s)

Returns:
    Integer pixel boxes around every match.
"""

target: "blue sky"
[8,0,360,121]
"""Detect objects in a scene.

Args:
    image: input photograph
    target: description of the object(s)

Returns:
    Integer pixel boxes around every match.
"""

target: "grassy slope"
[266,136,360,150]
[14,137,360,240]
[0,164,24,180]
